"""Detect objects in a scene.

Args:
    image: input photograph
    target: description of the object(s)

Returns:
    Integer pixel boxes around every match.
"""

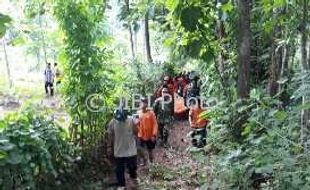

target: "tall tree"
[38,12,47,63]
[144,9,152,63]
[2,39,12,88]
[215,1,229,99]
[0,13,12,88]
[237,0,251,99]
[300,0,310,149]
[55,0,113,147]
[268,24,282,97]
[124,0,136,58]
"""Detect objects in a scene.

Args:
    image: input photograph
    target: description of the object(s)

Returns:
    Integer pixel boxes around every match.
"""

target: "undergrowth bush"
[0,107,79,189]
[202,89,310,190]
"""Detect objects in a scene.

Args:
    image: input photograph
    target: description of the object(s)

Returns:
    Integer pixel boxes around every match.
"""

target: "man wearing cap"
[107,107,139,189]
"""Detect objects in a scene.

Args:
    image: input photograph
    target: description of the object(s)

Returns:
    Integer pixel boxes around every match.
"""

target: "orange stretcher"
[173,93,188,120]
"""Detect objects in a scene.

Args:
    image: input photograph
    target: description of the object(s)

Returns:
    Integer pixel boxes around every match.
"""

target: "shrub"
[0,107,79,189]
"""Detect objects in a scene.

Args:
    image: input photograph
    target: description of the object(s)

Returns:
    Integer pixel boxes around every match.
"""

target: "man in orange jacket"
[138,97,158,164]
[189,98,208,148]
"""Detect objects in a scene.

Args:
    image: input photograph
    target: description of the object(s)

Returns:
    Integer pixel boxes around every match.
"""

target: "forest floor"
[137,120,211,190]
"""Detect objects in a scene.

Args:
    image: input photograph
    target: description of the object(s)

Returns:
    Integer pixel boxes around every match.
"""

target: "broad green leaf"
[186,39,202,58]
[0,151,7,159]
[166,0,179,11]
[221,2,234,12]
[0,13,12,38]
[0,13,11,24]
[180,6,202,32]
[0,120,5,129]
[163,37,175,47]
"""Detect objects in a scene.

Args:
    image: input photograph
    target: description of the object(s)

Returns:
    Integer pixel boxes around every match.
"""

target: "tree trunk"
[237,0,251,99]
[216,4,229,99]
[124,0,135,58]
[38,13,47,63]
[129,26,135,58]
[301,0,310,150]
[279,43,290,107]
[134,31,138,57]
[278,5,291,106]
[145,10,153,63]
[2,39,12,88]
[268,6,283,97]
[36,50,41,70]
[308,40,310,68]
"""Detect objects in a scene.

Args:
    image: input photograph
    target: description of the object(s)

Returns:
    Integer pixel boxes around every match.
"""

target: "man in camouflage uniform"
[184,71,201,107]
[154,88,173,147]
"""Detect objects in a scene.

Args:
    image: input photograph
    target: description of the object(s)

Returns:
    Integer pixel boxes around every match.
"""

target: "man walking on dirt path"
[44,62,54,97]
[107,107,139,189]
[154,88,173,147]
[138,97,158,164]
[189,98,208,148]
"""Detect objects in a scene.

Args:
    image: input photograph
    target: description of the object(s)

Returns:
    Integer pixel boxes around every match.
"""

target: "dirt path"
[136,120,209,190]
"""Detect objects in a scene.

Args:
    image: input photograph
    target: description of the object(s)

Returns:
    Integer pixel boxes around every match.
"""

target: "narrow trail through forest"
[1,94,210,189]
[125,120,210,190]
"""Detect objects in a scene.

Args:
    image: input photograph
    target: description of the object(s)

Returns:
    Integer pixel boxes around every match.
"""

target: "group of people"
[107,98,158,189]
[155,71,207,147]
[44,62,62,97]
[107,72,208,189]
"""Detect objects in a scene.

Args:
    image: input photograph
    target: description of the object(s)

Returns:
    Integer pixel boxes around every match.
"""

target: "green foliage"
[125,60,163,96]
[0,13,12,38]
[24,0,46,18]
[180,6,202,32]
[201,89,310,189]
[54,0,114,147]
[0,107,78,189]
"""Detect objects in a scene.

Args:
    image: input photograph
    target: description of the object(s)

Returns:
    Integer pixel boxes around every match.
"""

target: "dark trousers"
[191,127,207,148]
[115,156,137,187]
[45,82,54,96]
[159,123,169,144]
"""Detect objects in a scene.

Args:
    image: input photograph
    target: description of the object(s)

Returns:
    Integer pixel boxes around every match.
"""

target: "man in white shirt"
[44,63,54,96]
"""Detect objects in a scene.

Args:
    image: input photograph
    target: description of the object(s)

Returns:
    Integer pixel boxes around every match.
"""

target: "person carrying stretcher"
[189,98,208,148]
[154,88,173,147]
[155,76,175,114]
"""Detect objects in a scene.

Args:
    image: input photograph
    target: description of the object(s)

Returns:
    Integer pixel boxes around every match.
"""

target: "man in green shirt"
[154,88,173,147]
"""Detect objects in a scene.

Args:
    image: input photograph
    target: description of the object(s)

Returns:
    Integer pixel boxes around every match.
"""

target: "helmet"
[114,108,128,122]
